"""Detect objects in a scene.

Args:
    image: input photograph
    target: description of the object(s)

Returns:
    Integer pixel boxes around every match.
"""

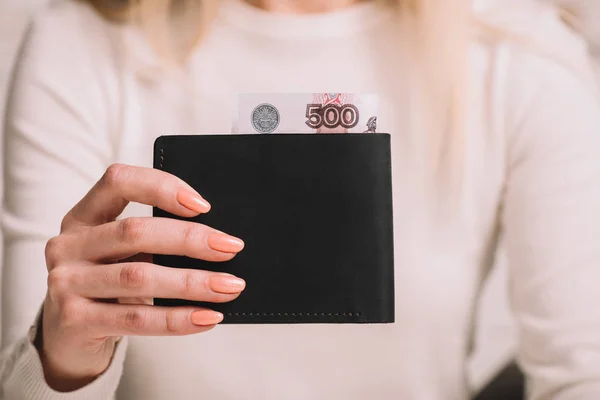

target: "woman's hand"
[39,164,246,391]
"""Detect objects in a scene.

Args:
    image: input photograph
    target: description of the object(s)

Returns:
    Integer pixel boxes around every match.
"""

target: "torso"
[101,1,507,398]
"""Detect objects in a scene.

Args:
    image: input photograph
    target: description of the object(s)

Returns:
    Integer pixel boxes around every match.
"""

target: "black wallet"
[153,134,394,324]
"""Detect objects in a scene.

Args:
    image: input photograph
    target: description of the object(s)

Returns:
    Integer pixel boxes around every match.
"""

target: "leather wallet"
[153,134,395,324]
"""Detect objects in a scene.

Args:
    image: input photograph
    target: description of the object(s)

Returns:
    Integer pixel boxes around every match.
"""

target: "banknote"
[234,93,379,134]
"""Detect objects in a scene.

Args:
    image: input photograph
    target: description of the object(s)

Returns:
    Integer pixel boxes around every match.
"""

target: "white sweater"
[1,0,600,399]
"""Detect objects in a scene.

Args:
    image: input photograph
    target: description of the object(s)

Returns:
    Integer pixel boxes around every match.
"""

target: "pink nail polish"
[177,190,211,214]
[190,310,223,326]
[208,275,246,294]
[207,233,245,253]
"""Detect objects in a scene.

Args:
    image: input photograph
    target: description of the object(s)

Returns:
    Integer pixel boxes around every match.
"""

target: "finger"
[66,262,245,302]
[62,164,210,230]
[75,217,244,262]
[83,303,224,337]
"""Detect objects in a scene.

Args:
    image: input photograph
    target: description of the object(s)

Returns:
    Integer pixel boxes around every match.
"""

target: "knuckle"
[120,309,147,331]
[164,311,181,334]
[59,300,84,328]
[182,224,203,250]
[157,178,173,198]
[47,267,72,298]
[59,214,74,233]
[181,271,203,299]
[118,264,147,289]
[102,163,127,188]
[44,236,67,269]
[117,218,147,244]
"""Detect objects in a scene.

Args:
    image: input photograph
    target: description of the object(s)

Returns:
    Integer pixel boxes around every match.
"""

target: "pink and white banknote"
[234,93,379,134]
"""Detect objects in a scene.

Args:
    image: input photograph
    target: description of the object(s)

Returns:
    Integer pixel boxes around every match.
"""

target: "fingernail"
[208,275,246,294]
[190,310,223,326]
[207,233,245,253]
[177,190,211,214]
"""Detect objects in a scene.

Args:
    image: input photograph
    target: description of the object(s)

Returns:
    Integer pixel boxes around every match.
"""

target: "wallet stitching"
[160,147,164,169]
[224,312,361,317]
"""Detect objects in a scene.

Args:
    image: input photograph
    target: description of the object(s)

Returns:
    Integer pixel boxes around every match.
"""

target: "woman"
[1,0,599,399]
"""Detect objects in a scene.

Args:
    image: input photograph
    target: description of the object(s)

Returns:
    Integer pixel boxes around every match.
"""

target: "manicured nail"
[207,233,245,253]
[190,310,223,326]
[177,189,211,214]
[208,274,246,294]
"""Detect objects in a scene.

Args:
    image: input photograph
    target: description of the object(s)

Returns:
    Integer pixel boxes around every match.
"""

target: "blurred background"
[0,1,598,399]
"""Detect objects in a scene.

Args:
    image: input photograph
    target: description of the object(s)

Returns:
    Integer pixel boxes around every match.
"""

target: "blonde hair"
[85,0,472,194]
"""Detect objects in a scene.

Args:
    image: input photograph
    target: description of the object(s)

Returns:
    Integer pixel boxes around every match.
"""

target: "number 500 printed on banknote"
[234,93,379,134]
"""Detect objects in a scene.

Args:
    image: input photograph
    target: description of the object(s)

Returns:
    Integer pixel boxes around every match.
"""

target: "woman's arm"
[502,41,600,399]
[1,2,124,398]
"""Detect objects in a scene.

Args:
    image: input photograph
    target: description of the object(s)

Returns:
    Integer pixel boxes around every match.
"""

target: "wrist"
[34,307,115,392]
[39,353,99,393]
